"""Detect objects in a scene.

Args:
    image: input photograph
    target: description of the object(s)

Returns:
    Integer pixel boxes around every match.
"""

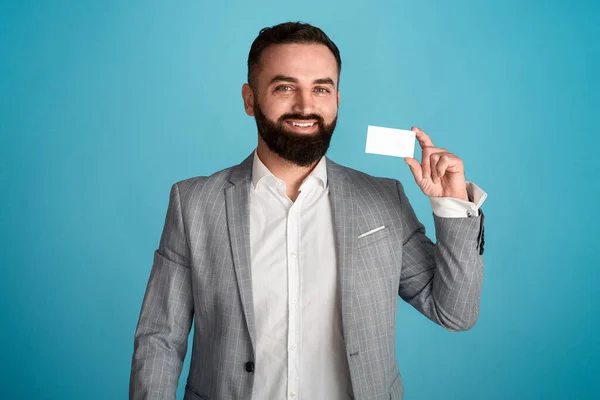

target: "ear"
[242,83,255,116]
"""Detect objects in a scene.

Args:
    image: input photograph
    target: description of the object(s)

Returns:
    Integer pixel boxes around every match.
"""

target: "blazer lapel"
[225,154,256,353]
[327,159,359,351]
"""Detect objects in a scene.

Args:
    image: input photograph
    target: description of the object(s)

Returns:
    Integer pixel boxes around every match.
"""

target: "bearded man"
[130,21,487,400]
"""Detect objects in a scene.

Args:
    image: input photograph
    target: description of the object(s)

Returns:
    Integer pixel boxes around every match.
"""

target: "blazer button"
[245,361,254,373]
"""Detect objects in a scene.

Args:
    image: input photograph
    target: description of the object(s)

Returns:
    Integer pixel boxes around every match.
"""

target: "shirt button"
[245,361,254,373]
[290,252,297,258]
[290,392,296,398]
[291,344,296,351]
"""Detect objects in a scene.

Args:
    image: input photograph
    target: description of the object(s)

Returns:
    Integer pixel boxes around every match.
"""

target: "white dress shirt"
[249,150,486,399]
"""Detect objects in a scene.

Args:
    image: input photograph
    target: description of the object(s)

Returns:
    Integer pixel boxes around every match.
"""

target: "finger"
[421,148,448,180]
[404,157,423,183]
[430,152,443,183]
[421,147,433,180]
[412,126,435,148]
[436,153,462,179]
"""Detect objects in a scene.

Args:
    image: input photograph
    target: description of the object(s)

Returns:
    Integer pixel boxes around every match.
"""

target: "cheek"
[260,98,293,120]
[320,99,338,121]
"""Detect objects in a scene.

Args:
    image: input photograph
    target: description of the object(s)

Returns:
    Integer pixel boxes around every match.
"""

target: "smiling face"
[242,43,340,166]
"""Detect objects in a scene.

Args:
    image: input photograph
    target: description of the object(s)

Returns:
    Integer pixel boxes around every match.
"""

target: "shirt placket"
[286,194,303,400]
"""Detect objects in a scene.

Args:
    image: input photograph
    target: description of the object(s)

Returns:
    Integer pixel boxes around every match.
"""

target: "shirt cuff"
[429,181,487,218]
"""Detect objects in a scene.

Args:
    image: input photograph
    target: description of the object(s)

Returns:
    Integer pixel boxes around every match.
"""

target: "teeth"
[291,122,314,127]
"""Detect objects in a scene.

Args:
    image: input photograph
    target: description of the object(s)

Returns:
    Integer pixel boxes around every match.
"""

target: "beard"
[253,102,337,167]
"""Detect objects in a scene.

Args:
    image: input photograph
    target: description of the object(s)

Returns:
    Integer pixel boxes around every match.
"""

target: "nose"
[291,89,315,115]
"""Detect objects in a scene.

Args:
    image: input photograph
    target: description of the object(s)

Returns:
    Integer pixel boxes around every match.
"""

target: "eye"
[314,87,331,93]
[275,85,294,92]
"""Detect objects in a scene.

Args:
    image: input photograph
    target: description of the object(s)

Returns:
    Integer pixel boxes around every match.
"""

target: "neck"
[256,140,319,202]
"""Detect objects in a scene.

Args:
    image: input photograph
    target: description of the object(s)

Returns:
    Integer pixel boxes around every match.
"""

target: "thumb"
[404,157,423,183]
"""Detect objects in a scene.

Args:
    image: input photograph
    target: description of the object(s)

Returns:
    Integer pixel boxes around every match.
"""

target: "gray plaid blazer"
[130,153,485,400]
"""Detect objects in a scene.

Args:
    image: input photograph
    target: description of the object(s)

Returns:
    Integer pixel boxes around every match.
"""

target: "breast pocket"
[357,226,389,248]
[356,224,400,289]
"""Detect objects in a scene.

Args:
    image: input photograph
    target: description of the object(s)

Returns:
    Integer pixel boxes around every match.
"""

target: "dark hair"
[247,22,342,90]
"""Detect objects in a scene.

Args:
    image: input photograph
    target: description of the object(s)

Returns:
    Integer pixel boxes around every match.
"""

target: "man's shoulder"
[329,160,413,219]
[169,159,249,206]
[172,152,252,193]
[327,158,400,191]
[175,167,232,190]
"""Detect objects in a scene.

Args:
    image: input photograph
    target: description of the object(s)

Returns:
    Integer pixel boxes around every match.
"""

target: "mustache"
[278,113,324,124]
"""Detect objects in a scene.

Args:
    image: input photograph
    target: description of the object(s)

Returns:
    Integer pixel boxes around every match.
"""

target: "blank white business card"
[365,125,416,158]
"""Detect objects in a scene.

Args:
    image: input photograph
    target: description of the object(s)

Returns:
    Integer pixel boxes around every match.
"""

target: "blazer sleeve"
[396,180,485,332]
[130,183,194,399]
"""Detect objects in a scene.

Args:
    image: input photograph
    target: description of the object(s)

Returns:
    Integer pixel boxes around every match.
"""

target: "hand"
[404,126,469,201]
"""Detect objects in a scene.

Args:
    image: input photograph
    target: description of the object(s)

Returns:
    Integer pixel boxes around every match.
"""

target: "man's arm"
[396,180,484,331]
[130,183,194,399]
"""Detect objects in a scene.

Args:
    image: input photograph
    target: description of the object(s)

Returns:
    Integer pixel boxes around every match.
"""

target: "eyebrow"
[269,75,335,86]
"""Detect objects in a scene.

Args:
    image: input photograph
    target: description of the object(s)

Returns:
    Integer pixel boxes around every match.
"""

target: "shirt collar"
[251,149,328,189]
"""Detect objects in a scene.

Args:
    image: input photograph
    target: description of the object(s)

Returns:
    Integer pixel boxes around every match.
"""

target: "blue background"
[1,0,599,399]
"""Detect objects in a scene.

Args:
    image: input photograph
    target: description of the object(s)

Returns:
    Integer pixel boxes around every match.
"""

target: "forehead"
[256,43,338,85]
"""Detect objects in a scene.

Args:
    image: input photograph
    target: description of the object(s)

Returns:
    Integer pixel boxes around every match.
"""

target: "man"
[130,22,486,400]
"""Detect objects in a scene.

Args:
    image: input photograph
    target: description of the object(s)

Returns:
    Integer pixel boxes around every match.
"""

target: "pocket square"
[357,225,386,239]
